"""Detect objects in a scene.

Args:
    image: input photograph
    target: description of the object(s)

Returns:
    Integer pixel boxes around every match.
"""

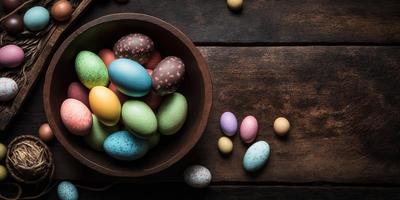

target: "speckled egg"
[184,165,212,188]
[85,115,118,151]
[240,115,258,143]
[0,77,18,101]
[0,44,24,68]
[243,141,270,172]
[122,100,157,138]
[60,98,92,136]
[23,6,50,31]
[157,92,187,135]
[113,33,154,64]
[98,49,115,67]
[57,181,78,200]
[75,51,109,89]
[103,130,149,161]
[220,111,237,136]
[145,51,162,69]
[89,86,121,126]
[67,82,89,107]
[152,56,185,96]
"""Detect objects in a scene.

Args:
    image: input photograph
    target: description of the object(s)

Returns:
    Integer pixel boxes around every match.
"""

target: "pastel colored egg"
[75,51,109,89]
[140,90,162,110]
[57,181,78,200]
[152,56,185,96]
[122,100,157,138]
[0,143,7,160]
[157,92,187,135]
[147,131,160,149]
[145,51,162,69]
[98,49,115,67]
[220,111,237,136]
[89,86,121,126]
[60,98,92,136]
[227,0,243,11]
[274,117,290,136]
[85,115,118,151]
[67,82,89,107]
[218,136,233,154]
[50,0,73,22]
[240,115,258,143]
[0,44,24,68]
[243,141,270,172]
[0,77,18,101]
[108,82,128,104]
[103,130,149,161]
[38,123,54,142]
[0,165,7,182]
[113,33,154,64]
[184,165,212,188]
[108,58,152,97]
[23,6,50,31]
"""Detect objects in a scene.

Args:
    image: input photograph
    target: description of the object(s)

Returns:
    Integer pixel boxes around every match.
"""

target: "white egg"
[184,165,212,188]
[0,77,18,101]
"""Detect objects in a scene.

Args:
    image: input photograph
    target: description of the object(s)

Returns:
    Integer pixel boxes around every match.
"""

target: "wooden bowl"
[43,13,212,177]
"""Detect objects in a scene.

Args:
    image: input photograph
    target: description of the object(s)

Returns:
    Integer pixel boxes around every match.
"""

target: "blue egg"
[108,58,152,97]
[103,130,149,161]
[23,6,50,31]
[243,141,270,172]
[57,181,78,200]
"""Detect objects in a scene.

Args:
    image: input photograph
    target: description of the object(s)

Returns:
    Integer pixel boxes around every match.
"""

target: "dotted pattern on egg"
[113,33,154,64]
[57,181,78,200]
[152,56,185,96]
[0,77,18,101]
[243,141,270,172]
[184,165,212,188]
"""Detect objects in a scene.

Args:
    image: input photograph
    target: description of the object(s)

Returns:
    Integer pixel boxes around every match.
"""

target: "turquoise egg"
[108,58,152,97]
[243,141,270,172]
[23,6,50,31]
[103,130,149,161]
[57,181,78,200]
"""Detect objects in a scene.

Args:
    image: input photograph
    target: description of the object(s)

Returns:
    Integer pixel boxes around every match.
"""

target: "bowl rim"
[43,13,212,177]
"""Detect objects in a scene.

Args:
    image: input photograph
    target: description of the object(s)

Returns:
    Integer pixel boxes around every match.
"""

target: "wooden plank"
[78,0,400,44]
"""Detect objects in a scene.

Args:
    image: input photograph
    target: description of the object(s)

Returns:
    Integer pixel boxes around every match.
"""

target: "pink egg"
[0,44,24,68]
[140,90,162,110]
[67,82,89,107]
[240,115,258,143]
[108,82,128,104]
[98,49,115,67]
[60,98,92,136]
[145,51,161,69]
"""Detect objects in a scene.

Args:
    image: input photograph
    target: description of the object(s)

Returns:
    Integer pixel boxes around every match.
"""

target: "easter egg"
[157,92,187,135]
[0,143,7,160]
[103,130,149,161]
[240,115,258,143]
[113,33,154,64]
[23,6,50,31]
[147,131,160,149]
[57,181,78,200]
[152,56,185,96]
[51,0,73,22]
[60,98,92,136]
[75,51,109,89]
[227,0,243,11]
[108,58,152,97]
[274,117,290,136]
[67,82,89,107]
[98,49,115,67]
[122,100,157,138]
[220,112,238,136]
[218,136,233,154]
[184,165,212,188]
[1,0,22,12]
[140,90,162,110]
[2,14,23,35]
[243,141,270,172]
[0,77,18,101]
[145,51,162,69]
[0,44,24,68]
[89,86,121,126]
[85,115,118,151]
[38,123,54,142]
[0,165,7,181]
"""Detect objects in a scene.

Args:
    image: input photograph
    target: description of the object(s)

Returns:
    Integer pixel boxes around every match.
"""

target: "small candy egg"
[240,115,258,143]
[98,49,115,67]
[89,86,121,126]
[51,0,73,22]
[1,0,22,12]
[108,82,128,104]
[75,51,109,89]
[60,98,92,136]
[67,82,89,107]
[140,90,162,110]
[220,111,237,136]
[145,51,162,69]
[23,6,50,31]
[184,165,212,188]
[243,141,270,172]
[274,117,290,136]
[113,33,154,64]
[157,92,188,135]
[103,130,149,161]
[38,123,54,142]
[0,165,7,181]
[2,14,24,35]
[147,131,160,149]
[0,77,18,101]
[152,56,185,96]
[57,181,78,200]
[0,45,24,68]
[85,115,118,151]
[227,0,243,11]
[0,143,7,160]
[122,100,157,138]
[218,136,233,154]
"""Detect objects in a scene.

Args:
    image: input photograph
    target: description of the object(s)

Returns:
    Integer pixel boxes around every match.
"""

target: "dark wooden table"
[2,0,400,199]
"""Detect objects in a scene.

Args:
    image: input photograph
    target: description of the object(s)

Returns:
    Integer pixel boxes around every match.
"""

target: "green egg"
[0,165,7,181]
[122,100,157,138]
[85,115,118,151]
[0,143,7,160]
[148,132,160,149]
[157,92,188,135]
[75,51,109,89]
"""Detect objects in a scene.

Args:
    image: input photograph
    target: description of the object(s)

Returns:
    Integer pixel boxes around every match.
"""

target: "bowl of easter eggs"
[43,13,212,177]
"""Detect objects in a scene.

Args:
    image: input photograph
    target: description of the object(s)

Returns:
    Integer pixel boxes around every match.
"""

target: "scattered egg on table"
[0,77,18,101]
[75,50,109,89]
[240,115,258,143]
[23,6,50,31]
[220,111,238,136]
[1,0,22,13]
[152,56,185,96]
[67,81,89,107]
[0,165,7,181]
[274,117,290,136]
[0,143,7,160]
[0,44,24,68]
[121,100,157,138]
[108,82,128,104]
[157,92,188,135]
[147,131,160,149]
[89,86,121,126]
[113,33,154,64]
[51,0,73,22]
[145,51,162,69]
[85,115,118,151]
[243,141,270,172]
[2,14,24,35]
[57,181,78,200]
[103,130,149,161]
[184,165,212,188]
[140,90,162,110]
[218,136,233,154]
[98,48,115,67]
[227,0,243,11]
[60,98,92,136]
[38,123,54,142]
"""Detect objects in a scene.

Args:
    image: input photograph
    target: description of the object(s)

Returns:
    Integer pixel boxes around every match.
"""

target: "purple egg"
[220,111,238,136]
[0,44,24,68]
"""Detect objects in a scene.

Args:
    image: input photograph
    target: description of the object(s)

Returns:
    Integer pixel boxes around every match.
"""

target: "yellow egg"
[274,117,290,136]
[227,0,243,11]
[218,136,233,154]
[0,165,7,181]
[89,86,121,126]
